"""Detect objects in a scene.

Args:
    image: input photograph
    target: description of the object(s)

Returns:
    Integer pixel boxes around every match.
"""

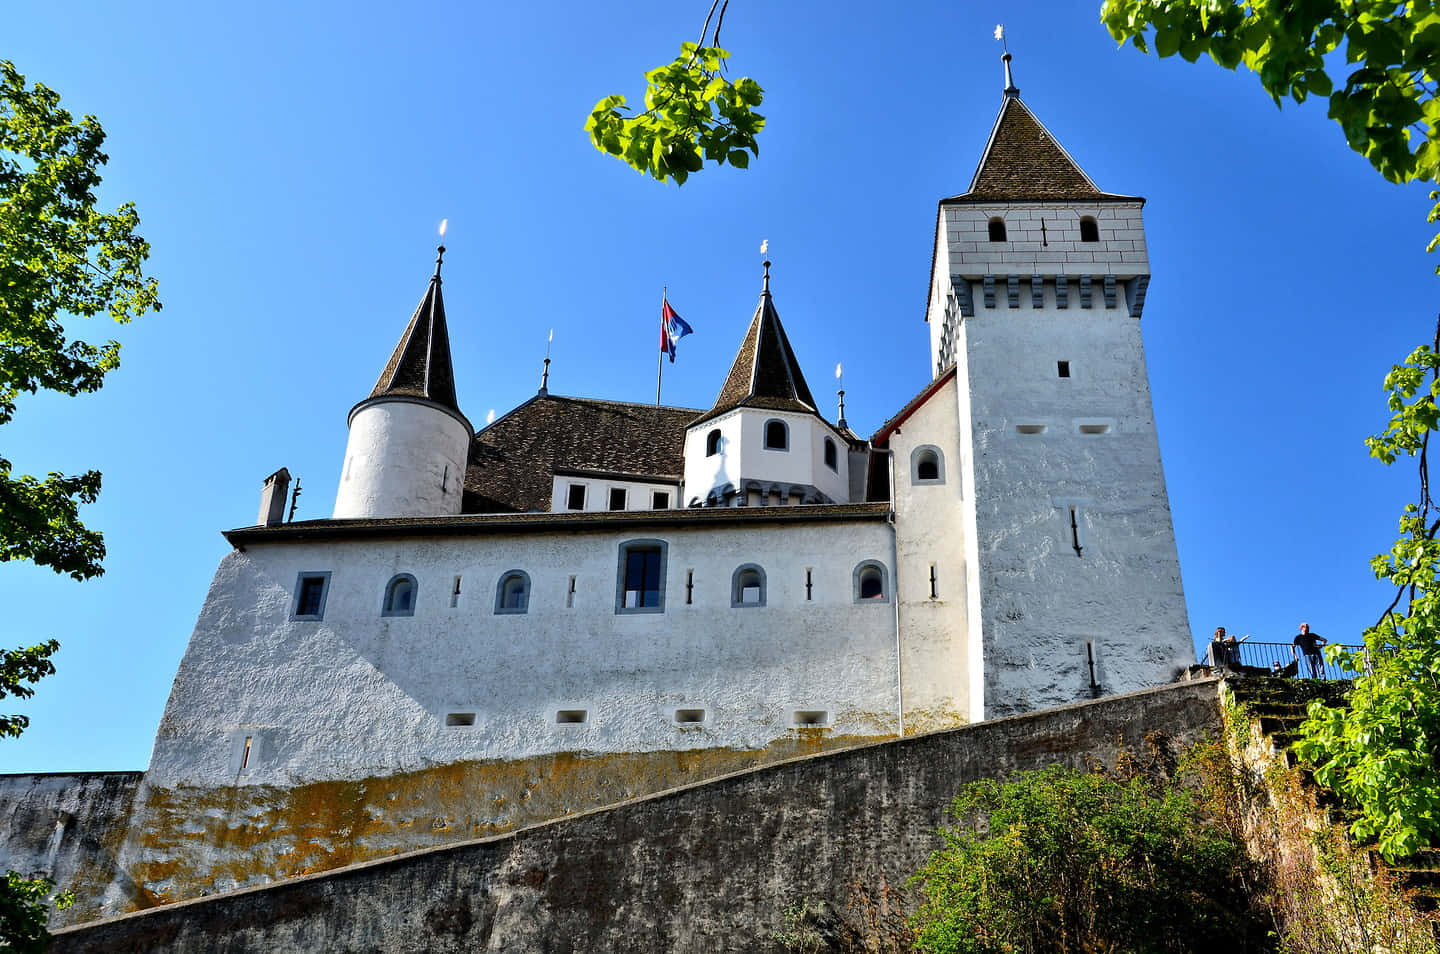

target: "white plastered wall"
[333,399,471,519]
[937,200,1191,718]
[146,519,900,788]
[883,375,972,729]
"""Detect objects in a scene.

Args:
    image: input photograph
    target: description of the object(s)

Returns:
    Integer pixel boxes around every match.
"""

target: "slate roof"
[225,501,892,545]
[362,248,465,423]
[693,272,819,427]
[946,96,1132,204]
[464,394,700,513]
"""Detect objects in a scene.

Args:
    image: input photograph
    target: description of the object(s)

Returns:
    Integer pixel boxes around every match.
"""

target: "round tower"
[333,247,473,519]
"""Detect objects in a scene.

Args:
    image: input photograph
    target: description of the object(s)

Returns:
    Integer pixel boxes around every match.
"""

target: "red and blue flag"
[661,299,693,363]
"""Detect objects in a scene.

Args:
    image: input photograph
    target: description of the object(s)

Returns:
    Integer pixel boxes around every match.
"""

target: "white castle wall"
[683,409,851,504]
[332,399,471,519]
[953,288,1192,716]
[146,519,901,789]
[883,375,974,728]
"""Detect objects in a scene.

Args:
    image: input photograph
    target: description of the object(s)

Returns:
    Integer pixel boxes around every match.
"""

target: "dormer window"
[988,217,1007,242]
[705,429,721,456]
[764,419,789,451]
[1079,217,1099,243]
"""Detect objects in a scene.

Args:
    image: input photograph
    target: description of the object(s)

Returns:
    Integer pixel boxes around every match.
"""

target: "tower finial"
[539,328,553,395]
[836,362,847,428]
[760,239,771,295]
[434,218,449,279]
[995,25,1019,98]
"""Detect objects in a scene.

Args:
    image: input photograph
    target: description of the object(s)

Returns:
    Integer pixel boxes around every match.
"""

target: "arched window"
[731,564,767,607]
[988,217,1007,242]
[1079,217,1099,243]
[764,419,789,450]
[911,445,945,484]
[494,570,531,614]
[705,428,722,456]
[382,573,417,617]
[824,437,838,471]
[853,561,889,603]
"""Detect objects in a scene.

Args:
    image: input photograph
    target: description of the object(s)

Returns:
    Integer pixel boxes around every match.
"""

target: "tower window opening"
[731,564,767,607]
[793,710,830,727]
[240,735,253,770]
[929,563,939,599]
[292,572,331,620]
[495,570,531,614]
[911,445,946,484]
[382,574,418,617]
[1057,360,1071,378]
[987,217,1007,242]
[450,575,462,608]
[824,438,838,471]
[1070,506,1085,558]
[686,568,694,605]
[674,708,705,724]
[854,561,889,603]
[1079,217,1100,243]
[445,713,476,727]
[705,429,722,456]
[566,574,577,608]
[555,709,588,725]
[764,419,789,450]
[805,567,813,601]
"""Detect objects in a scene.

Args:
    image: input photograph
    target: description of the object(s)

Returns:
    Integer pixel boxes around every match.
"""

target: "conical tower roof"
[360,246,466,425]
[946,55,1135,204]
[693,265,818,428]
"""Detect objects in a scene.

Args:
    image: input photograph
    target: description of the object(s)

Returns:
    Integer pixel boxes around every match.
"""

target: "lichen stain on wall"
[124,728,891,912]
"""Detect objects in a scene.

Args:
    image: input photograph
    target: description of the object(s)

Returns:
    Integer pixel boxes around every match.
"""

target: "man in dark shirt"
[1292,622,1328,679]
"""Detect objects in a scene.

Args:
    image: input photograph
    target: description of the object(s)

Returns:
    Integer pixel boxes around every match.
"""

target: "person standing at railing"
[1222,630,1242,666]
[1292,623,1328,679]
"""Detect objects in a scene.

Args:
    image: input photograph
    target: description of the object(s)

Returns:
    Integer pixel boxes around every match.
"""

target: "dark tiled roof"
[950,97,1124,203]
[225,501,893,545]
[694,282,818,427]
[366,250,464,421]
[464,395,699,513]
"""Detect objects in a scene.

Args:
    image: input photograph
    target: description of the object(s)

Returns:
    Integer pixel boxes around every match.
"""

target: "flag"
[661,299,693,363]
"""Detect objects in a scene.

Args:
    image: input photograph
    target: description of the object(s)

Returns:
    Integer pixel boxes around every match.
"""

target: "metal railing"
[1204,640,1363,681]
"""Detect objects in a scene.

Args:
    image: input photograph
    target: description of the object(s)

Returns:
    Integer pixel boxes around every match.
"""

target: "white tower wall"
[683,409,851,505]
[333,399,471,519]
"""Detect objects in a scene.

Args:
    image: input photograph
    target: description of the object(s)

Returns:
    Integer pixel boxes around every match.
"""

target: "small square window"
[566,484,585,511]
[652,491,669,510]
[291,572,332,620]
[609,487,627,511]
[1057,361,1071,378]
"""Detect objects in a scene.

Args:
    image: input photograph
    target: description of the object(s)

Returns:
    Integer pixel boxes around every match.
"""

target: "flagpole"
[656,286,666,406]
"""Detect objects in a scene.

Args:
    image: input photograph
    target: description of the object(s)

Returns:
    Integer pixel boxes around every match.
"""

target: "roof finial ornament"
[836,362,848,429]
[760,238,771,295]
[995,25,1019,98]
[539,328,553,396]
[434,218,449,279]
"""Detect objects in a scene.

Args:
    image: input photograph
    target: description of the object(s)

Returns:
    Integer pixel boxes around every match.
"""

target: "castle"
[3,57,1195,923]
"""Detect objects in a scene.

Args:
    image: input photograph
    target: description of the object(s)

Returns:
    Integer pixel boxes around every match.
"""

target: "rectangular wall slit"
[450,575,462,608]
[929,563,938,599]
[240,736,252,770]
[566,575,576,608]
[805,568,813,601]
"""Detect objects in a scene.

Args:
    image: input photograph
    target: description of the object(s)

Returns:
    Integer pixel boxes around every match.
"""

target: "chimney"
[258,468,292,526]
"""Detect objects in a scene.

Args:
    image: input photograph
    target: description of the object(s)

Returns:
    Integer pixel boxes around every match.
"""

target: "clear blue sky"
[3,1,1433,773]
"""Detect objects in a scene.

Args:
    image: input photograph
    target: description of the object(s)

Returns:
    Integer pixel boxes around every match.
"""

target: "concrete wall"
[0,772,143,925]
[51,679,1222,954]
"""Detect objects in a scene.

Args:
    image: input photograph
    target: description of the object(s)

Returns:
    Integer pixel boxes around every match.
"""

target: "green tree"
[0,58,160,948]
[584,0,764,184]
[1098,1,1440,863]
[909,763,1269,954]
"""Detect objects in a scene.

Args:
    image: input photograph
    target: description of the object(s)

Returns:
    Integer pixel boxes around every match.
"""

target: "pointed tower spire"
[693,261,818,427]
[365,244,464,419]
[1002,51,1019,99]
